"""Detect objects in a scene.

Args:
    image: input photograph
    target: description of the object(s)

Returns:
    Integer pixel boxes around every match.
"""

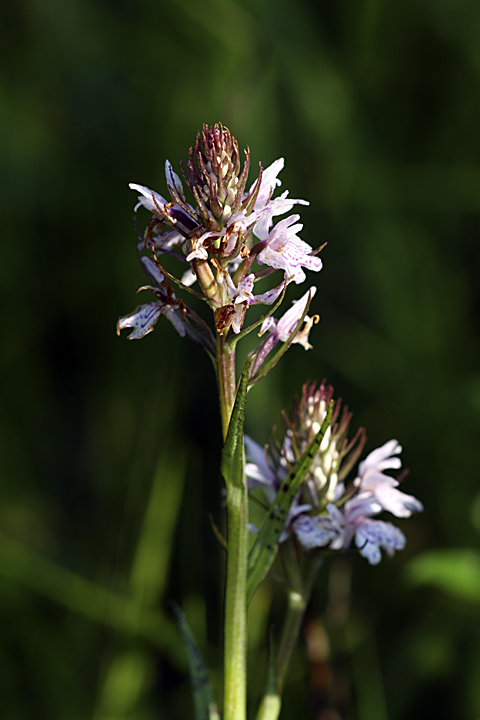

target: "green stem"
[256,544,323,720]
[277,553,322,694]
[223,471,249,720]
[276,587,307,694]
[217,333,237,439]
[216,333,248,720]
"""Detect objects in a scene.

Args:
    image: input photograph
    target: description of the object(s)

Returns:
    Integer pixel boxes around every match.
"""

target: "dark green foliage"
[172,603,219,720]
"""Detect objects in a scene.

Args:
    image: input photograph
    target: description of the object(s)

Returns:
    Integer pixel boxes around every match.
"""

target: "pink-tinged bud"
[245,381,423,564]
[282,381,366,504]
[187,123,250,228]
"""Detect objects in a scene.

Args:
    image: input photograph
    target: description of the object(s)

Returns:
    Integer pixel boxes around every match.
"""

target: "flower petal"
[257,216,322,284]
[372,484,424,518]
[165,160,185,200]
[354,439,423,518]
[181,268,197,287]
[116,302,163,340]
[163,306,186,337]
[355,518,406,565]
[253,192,309,241]
[253,158,284,210]
[251,282,284,306]
[141,257,165,287]
[129,183,168,215]
[276,287,316,340]
[293,513,339,549]
[358,440,402,477]
[244,436,277,489]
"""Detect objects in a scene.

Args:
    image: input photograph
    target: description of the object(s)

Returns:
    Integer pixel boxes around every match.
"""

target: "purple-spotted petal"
[116,302,163,340]
[251,282,284,306]
[292,513,339,549]
[257,215,322,284]
[235,274,255,303]
[355,518,406,565]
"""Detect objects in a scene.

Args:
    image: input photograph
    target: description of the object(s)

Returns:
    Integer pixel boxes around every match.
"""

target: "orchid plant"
[117,124,423,720]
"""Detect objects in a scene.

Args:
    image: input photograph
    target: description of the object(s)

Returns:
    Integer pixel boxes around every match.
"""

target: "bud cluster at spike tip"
[245,382,423,564]
[117,123,323,348]
[187,124,251,226]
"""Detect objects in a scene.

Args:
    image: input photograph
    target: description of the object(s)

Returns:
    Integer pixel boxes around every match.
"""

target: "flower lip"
[354,439,424,518]
[116,295,190,340]
[257,215,322,285]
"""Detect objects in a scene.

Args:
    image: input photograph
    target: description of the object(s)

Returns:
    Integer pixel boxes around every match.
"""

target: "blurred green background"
[2,0,480,718]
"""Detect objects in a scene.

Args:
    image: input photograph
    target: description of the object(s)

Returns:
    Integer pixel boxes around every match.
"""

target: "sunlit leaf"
[406,549,480,602]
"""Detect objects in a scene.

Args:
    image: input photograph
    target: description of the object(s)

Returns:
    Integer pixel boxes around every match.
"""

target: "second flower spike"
[245,382,423,564]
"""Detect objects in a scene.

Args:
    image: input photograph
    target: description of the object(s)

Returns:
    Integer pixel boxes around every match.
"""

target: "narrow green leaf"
[221,356,253,490]
[246,402,333,602]
[0,532,182,663]
[130,449,186,606]
[171,603,220,720]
